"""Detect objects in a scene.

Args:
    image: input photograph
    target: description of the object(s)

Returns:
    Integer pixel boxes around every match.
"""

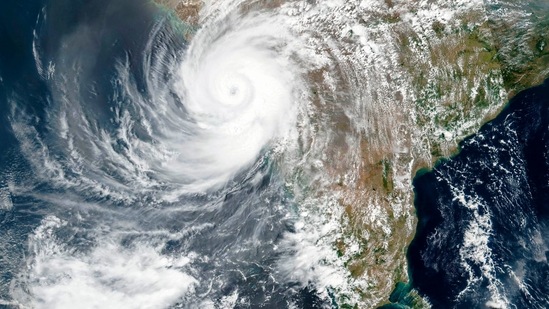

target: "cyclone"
[2,0,354,307]
[169,12,305,192]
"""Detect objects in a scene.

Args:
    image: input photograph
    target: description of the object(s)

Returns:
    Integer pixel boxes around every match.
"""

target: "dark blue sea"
[407,81,549,308]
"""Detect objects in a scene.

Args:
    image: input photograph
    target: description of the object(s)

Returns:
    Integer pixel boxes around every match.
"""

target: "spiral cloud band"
[5,0,395,306]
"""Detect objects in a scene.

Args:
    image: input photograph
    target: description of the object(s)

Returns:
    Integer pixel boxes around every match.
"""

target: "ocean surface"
[0,0,328,307]
[408,80,549,308]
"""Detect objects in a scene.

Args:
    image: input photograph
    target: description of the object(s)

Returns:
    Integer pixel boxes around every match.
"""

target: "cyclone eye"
[229,86,238,96]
